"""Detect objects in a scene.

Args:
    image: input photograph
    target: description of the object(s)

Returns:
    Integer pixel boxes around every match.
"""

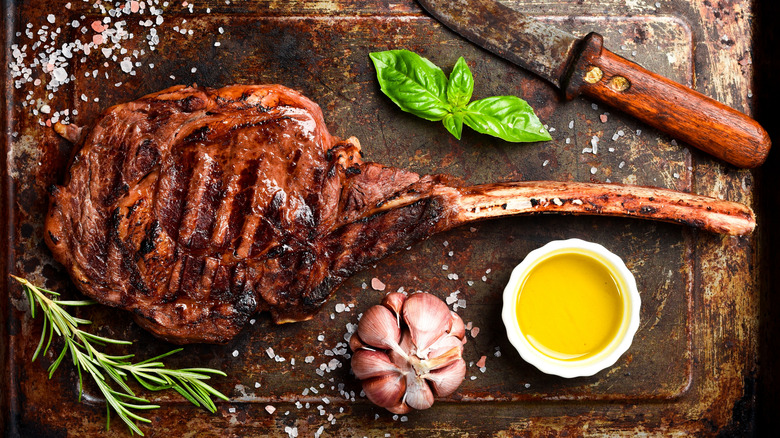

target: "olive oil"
[515,252,624,361]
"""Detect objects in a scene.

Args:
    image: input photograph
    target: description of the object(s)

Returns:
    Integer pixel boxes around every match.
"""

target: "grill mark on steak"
[44,84,756,344]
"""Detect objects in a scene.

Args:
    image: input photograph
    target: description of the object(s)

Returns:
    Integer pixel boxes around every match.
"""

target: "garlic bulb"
[350,292,467,414]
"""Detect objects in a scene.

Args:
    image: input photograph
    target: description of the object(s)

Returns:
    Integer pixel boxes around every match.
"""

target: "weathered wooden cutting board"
[2,0,765,436]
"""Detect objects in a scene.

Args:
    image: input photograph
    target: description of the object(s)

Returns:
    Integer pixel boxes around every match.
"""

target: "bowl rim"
[501,238,641,378]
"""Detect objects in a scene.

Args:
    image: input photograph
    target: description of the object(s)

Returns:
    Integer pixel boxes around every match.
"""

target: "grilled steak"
[45,85,755,344]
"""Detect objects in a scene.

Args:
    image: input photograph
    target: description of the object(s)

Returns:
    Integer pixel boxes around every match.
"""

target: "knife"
[417,0,771,168]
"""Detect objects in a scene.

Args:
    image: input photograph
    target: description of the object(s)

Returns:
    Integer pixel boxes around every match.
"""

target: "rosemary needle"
[11,275,230,436]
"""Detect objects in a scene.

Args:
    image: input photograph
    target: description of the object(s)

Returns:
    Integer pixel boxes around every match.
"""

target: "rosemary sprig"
[11,275,229,435]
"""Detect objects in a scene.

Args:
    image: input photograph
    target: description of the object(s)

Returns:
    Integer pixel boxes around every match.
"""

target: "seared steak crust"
[45,85,459,343]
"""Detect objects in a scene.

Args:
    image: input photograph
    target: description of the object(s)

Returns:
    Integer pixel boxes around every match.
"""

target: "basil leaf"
[370,49,550,143]
[463,96,551,142]
[446,57,473,108]
[443,113,464,140]
[369,50,451,121]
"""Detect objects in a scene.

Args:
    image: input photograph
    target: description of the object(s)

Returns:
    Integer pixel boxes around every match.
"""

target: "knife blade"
[417,0,771,168]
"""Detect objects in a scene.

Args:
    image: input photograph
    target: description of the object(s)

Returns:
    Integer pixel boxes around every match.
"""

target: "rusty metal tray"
[2,0,776,436]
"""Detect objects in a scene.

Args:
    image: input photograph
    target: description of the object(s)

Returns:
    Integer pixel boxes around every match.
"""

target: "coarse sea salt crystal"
[232,349,239,357]
[52,67,68,81]
[120,58,133,72]
[371,277,386,291]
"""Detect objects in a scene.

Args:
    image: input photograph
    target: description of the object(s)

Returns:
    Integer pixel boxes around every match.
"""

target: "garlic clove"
[404,372,435,410]
[351,349,402,380]
[381,292,407,316]
[386,401,412,415]
[357,304,401,350]
[424,336,464,368]
[403,293,453,352]
[349,332,366,352]
[425,358,466,397]
[449,311,466,340]
[389,330,415,369]
[362,371,406,409]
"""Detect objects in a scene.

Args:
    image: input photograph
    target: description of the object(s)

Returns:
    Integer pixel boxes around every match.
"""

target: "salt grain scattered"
[371,277,386,291]
[446,291,459,305]
[232,349,239,357]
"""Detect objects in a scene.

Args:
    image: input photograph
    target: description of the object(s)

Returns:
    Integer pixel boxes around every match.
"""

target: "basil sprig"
[369,49,551,142]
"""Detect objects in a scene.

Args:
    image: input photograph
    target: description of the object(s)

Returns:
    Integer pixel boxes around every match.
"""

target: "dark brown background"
[2,0,776,436]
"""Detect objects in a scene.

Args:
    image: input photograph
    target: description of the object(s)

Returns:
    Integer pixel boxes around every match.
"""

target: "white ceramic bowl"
[501,238,640,378]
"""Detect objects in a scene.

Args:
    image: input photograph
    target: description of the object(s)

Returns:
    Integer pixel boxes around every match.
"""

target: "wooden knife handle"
[563,33,771,168]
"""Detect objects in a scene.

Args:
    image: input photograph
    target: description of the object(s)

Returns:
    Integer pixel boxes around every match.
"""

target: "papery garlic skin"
[350,292,467,413]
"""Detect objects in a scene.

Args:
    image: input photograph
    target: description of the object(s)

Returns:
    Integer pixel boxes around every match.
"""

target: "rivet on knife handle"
[563,33,771,168]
